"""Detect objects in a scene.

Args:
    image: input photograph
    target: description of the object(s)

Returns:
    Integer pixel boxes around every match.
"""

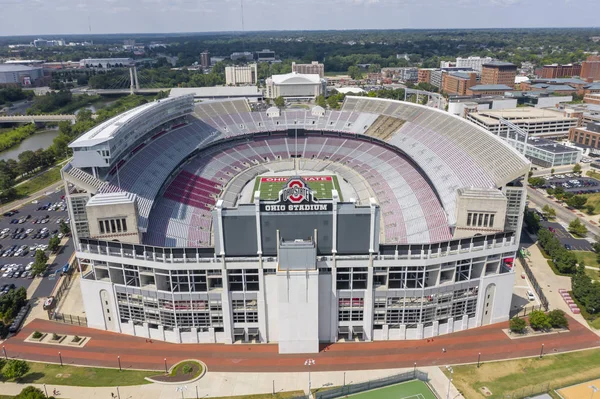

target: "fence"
[52,268,74,306]
[314,370,429,399]
[52,312,88,326]
[510,304,547,318]
[502,383,551,399]
[518,253,549,311]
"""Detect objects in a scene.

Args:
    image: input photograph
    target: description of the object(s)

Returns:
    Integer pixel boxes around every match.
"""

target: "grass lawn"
[0,361,155,387]
[343,380,436,399]
[582,191,600,214]
[445,348,600,398]
[14,167,62,198]
[573,250,600,280]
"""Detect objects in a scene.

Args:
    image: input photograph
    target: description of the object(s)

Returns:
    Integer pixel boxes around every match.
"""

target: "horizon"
[0,0,599,37]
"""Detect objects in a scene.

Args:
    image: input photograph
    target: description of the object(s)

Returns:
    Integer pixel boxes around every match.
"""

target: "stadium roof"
[469,84,513,91]
[169,86,261,99]
[269,72,322,85]
[482,61,516,67]
[86,192,136,207]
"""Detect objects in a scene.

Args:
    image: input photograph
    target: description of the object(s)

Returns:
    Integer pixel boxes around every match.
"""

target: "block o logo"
[281,178,311,204]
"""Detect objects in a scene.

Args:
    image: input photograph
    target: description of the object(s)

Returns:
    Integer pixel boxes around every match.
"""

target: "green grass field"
[345,380,436,399]
[254,175,343,201]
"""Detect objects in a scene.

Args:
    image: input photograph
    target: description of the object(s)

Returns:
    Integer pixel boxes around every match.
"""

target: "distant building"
[200,51,210,68]
[520,78,590,96]
[382,67,418,82]
[540,63,582,79]
[225,64,258,86]
[265,72,326,99]
[570,122,600,150]
[585,94,600,105]
[441,71,477,96]
[467,84,514,96]
[417,68,434,84]
[291,62,325,78]
[230,52,254,61]
[466,108,578,139]
[481,61,517,88]
[168,86,263,102]
[256,49,276,63]
[79,58,134,68]
[581,55,600,81]
[0,64,44,87]
[448,96,517,117]
[456,56,494,73]
[440,61,456,68]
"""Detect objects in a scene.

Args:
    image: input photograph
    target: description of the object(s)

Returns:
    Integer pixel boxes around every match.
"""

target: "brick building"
[540,64,582,79]
[582,56,600,81]
[441,71,477,96]
[569,122,600,149]
[291,61,325,78]
[481,61,517,88]
[417,68,434,84]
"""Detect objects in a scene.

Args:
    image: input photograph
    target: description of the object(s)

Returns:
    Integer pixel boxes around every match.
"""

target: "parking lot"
[540,220,593,251]
[542,174,600,194]
[0,188,73,299]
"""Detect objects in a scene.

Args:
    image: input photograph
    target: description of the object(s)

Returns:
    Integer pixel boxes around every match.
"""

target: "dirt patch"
[151,361,203,383]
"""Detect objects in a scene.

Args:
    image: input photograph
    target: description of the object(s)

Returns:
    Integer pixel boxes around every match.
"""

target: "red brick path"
[4,317,599,372]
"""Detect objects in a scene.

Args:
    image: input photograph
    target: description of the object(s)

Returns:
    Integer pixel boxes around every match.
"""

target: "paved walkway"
[0,366,461,399]
[4,318,599,374]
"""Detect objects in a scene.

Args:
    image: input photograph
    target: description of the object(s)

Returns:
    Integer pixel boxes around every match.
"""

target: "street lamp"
[58,351,63,367]
[540,343,544,359]
[477,352,481,368]
[118,355,122,371]
[176,385,188,399]
[305,359,316,396]
[590,384,598,399]
[164,357,168,374]
[2,345,6,360]
[43,383,48,398]
[413,362,417,377]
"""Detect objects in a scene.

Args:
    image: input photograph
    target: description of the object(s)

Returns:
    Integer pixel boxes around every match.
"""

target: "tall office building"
[225,64,258,86]
[200,51,210,68]
[582,56,600,81]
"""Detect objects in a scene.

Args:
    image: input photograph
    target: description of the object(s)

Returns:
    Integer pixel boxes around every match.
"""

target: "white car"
[527,290,535,301]
[25,262,33,271]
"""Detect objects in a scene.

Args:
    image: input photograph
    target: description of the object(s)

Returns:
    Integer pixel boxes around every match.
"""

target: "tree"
[47,236,61,253]
[31,250,48,277]
[551,168,555,175]
[523,209,541,234]
[528,310,552,331]
[59,221,71,236]
[273,96,285,108]
[586,204,596,215]
[548,309,569,329]
[15,386,53,399]
[528,177,545,187]
[542,205,556,219]
[568,218,588,237]
[566,195,587,209]
[509,317,527,333]
[3,359,30,380]
[573,163,582,174]
[348,65,363,80]
[315,95,327,108]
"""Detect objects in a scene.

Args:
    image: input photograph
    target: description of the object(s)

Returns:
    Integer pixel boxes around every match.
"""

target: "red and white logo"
[280,177,313,204]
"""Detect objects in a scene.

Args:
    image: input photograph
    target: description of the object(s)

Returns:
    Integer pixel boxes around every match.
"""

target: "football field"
[343,380,437,399]
[254,176,343,201]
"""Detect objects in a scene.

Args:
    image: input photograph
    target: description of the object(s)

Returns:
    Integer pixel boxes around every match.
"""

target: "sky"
[0,0,599,36]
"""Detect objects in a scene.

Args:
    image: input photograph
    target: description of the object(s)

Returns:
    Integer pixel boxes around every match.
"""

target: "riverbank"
[0,124,38,153]
[0,128,59,162]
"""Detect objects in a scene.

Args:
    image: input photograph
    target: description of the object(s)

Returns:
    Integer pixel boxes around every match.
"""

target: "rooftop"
[469,84,513,91]
[0,64,42,72]
[169,86,261,98]
[482,61,516,67]
[269,72,322,85]
[528,137,582,154]
[530,83,577,91]
[469,107,576,124]
[86,192,136,207]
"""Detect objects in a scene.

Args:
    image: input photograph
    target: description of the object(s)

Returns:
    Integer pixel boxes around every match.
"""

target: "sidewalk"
[0,367,459,399]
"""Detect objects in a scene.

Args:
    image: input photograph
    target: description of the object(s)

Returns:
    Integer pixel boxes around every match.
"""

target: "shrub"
[52,333,59,340]
[548,309,569,329]
[529,310,552,331]
[32,331,42,339]
[182,364,193,374]
[72,335,81,342]
[3,359,30,380]
[509,317,527,333]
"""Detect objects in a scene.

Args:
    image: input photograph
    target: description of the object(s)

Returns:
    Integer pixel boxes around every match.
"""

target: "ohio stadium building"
[62,95,529,354]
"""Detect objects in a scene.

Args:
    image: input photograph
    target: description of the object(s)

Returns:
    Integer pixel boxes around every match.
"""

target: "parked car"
[527,290,536,301]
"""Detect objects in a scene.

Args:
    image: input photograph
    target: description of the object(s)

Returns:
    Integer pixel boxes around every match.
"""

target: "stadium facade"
[62,95,529,354]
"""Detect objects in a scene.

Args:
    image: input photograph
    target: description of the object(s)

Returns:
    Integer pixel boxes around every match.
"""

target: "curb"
[144,359,207,385]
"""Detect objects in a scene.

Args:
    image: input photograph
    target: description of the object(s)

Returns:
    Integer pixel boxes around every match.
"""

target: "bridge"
[0,114,98,124]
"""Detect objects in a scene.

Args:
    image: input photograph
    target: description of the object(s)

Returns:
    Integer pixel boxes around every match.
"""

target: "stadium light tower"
[305,358,316,396]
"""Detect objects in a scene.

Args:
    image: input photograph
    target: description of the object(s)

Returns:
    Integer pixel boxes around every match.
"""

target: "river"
[0,129,59,162]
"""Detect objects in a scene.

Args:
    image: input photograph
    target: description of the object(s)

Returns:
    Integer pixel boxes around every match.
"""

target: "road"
[527,187,600,237]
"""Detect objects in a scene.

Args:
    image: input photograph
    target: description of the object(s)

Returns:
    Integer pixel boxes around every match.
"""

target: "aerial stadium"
[62,95,530,354]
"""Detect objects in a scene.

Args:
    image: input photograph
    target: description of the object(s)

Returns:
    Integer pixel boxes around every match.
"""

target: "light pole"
[176,385,188,399]
[343,372,346,387]
[446,369,454,399]
[590,384,598,399]
[43,383,48,398]
[116,386,120,399]
[2,345,6,360]
[118,355,122,371]
[477,352,481,368]
[58,351,63,367]
[305,358,315,396]
[164,357,168,374]
[413,362,417,377]
[540,343,544,359]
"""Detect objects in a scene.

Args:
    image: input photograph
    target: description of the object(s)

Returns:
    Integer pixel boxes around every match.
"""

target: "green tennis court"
[344,380,437,399]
